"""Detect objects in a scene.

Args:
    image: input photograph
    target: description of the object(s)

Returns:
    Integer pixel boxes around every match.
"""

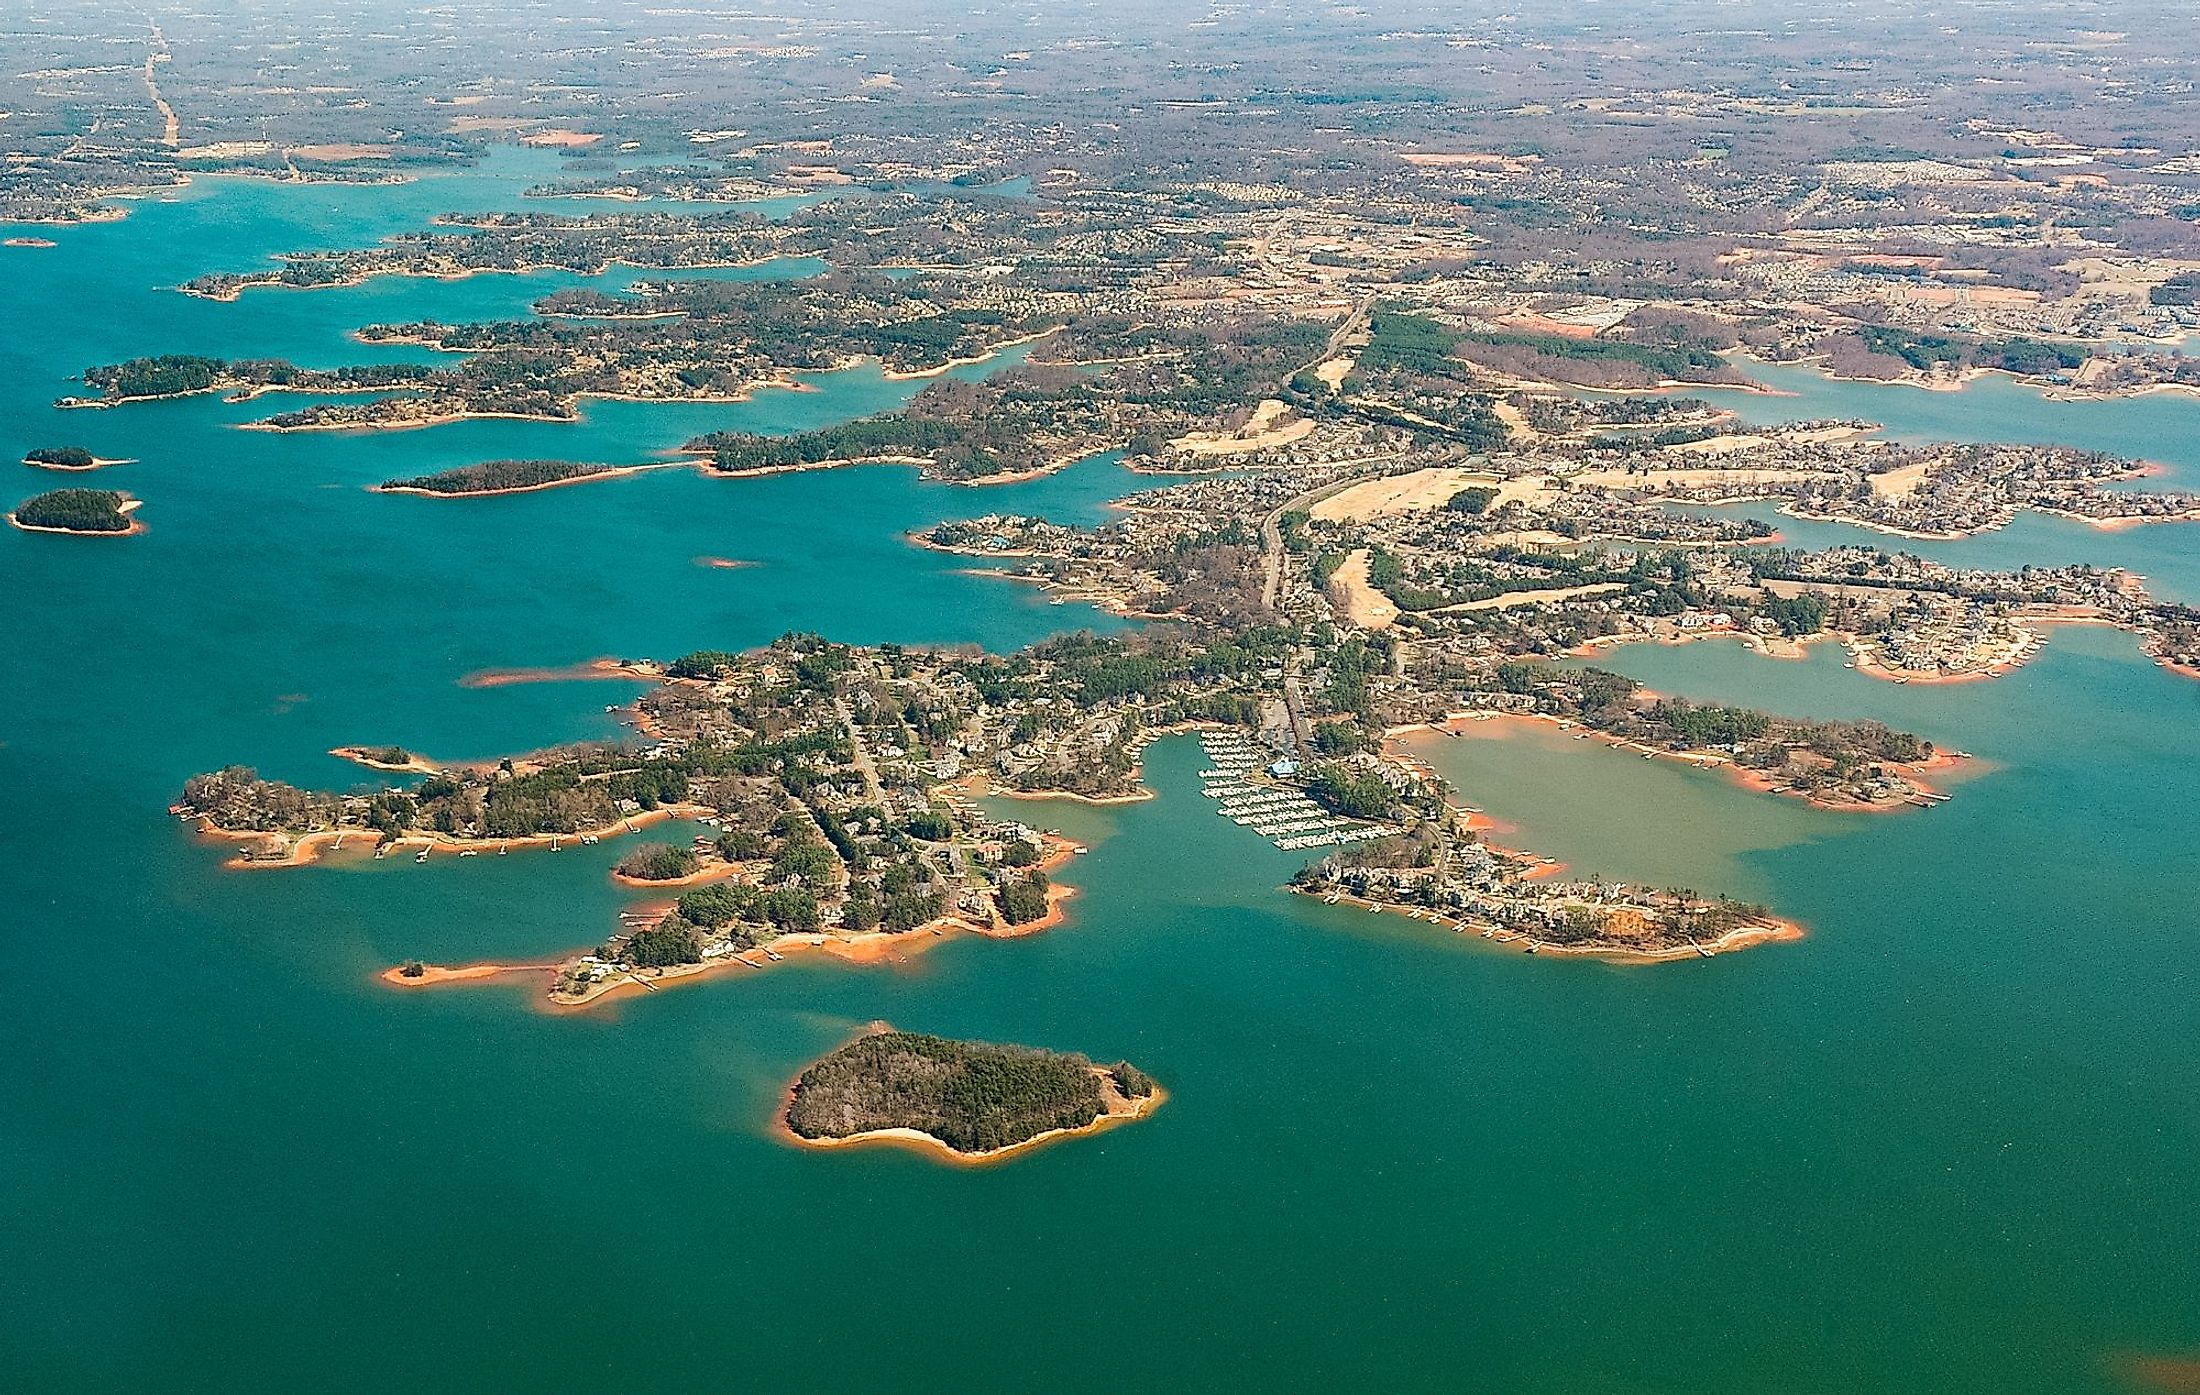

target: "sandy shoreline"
[380,831,1087,1010]
[1363,724,1812,961]
[537,895,1057,1011]
[371,462,675,498]
[1299,881,1805,962]
[7,495,145,537]
[1804,356,2200,405]
[984,881,1078,937]
[23,454,135,471]
[2036,503,2200,533]
[234,408,573,435]
[1570,622,2047,687]
[943,565,1134,615]
[955,770,1156,806]
[194,800,713,871]
[181,253,800,303]
[609,856,744,890]
[455,657,658,688]
[328,745,444,774]
[1378,728,1569,878]
[877,325,1065,381]
[6,514,147,537]
[529,924,980,1011]
[704,453,932,482]
[706,448,1089,489]
[381,961,556,988]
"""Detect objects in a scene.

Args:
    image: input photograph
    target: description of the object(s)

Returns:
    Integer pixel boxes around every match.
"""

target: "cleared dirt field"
[1328,549,1398,630]
[1311,467,1506,521]
[1169,399,1317,456]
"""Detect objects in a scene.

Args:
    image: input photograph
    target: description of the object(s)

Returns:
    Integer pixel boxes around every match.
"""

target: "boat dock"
[1199,732,1388,852]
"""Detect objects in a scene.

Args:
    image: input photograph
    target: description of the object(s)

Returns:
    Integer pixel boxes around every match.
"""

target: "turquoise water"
[4,159,2199,1395]
[1643,356,2200,604]
[1705,355,2200,486]
[1685,500,2200,608]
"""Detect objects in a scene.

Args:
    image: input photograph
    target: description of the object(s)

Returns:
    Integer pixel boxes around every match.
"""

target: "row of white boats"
[1197,733,1387,852]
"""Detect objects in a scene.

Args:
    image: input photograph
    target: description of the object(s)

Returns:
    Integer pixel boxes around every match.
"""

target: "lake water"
[3,150,2196,1395]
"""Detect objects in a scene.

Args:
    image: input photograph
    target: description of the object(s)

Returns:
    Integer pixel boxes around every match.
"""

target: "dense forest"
[11,488,133,532]
[24,445,96,467]
[785,1032,1151,1154]
[80,354,223,399]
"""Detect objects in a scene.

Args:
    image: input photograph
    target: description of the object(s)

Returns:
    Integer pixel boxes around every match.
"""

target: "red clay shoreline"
[372,833,1088,1011]
[1368,722,1813,959]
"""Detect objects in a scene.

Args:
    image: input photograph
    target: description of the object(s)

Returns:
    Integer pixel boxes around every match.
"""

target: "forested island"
[23,445,113,470]
[9,487,140,535]
[782,1029,1161,1161]
[375,459,636,496]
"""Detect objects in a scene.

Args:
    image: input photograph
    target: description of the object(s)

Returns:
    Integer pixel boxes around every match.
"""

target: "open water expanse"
[3,149,2197,1394]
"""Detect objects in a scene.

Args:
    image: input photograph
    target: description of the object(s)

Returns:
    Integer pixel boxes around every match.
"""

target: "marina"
[1197,732,1390,850]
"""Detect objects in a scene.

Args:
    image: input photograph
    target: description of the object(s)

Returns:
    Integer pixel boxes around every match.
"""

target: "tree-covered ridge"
[784,1031,1154,1155]
[379,459,618,494]
[11,488,133,532]
[1361,541,1640,613]
[1453,327,1743,388]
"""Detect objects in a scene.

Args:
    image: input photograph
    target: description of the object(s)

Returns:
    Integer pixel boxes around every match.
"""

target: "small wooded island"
[23,446,114,470]
[783,1030,1162,1162]
[9,487,141,535]
[375,459,638,496]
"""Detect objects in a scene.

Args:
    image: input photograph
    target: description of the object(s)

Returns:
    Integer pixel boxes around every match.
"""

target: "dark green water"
[4,154,2198,1394]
